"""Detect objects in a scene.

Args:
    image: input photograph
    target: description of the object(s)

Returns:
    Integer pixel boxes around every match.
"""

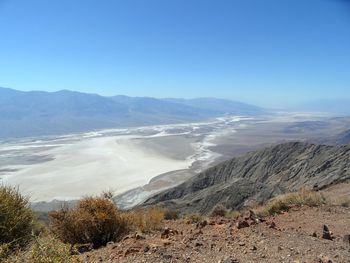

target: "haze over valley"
[1,90,349,210]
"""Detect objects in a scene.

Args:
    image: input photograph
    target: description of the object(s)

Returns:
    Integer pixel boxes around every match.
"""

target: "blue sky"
[0,0,349,107]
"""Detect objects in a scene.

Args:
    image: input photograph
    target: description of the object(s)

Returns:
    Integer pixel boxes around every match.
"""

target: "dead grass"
[2,235,80,263]
[254,188,326,216]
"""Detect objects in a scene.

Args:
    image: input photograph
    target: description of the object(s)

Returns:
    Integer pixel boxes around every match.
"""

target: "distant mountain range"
[294,99,350,115]
[144,142,350,214]
[0,87,264,139]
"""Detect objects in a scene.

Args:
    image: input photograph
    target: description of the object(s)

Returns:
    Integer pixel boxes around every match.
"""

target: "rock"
[76,243,93,253]
[238,242,245,246]
[162,240,172,247]
[163,254,172,259]
[320,255,333,263]
[343,234,350,245]
[222,256,239,263]
[312,231,318,237]
[236,220,249,229]
[243,210,256,220]
[195,241,203,247]
[135,232,146,240]
[268,221,276,229]
[322,225,333,240]
[143,245,150,253]
[196,220,208,229]
[250,245,257,251]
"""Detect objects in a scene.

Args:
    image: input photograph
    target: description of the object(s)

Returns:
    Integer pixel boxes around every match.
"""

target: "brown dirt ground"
[80,185,350,263]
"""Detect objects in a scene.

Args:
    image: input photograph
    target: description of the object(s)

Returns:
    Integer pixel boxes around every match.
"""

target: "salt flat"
[2,136,194,201]
[0,113,344,206]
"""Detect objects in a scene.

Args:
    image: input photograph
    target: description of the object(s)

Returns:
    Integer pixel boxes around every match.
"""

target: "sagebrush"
[49,196,128,248]
[0,185,35,249]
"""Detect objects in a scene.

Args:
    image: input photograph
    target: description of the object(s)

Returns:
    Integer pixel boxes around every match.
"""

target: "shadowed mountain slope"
[144,142,350,214]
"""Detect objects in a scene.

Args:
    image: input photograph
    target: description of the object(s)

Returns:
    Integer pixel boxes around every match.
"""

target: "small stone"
[163,254,172,259]
[268,222,276,229]
[238,242,245,246]
[135,232,146,240]
[222,257,239,263]
[250,245,257,251]
[143,245,150,253]
[195,241,203,247]
[312,231,317,237]
[236,220,249,229]
[322,225,333,240]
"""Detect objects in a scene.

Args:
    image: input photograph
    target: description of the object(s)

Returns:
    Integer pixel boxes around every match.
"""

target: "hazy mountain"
[294,99,350,115]
[144,142,350,214]
[163,98,264,115]
[0,87,264,139]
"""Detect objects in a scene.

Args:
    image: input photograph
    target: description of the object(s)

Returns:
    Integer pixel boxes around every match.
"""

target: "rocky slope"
[144,142,350,214]
[81,203,350,263]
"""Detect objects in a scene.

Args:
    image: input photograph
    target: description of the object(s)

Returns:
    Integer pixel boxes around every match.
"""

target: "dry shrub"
[163,208,179,220]
[210,204,228,217]
[226,210,241,219]
[255,188,325,216]
[49,196,128,248]
[126,207,164,233]
[2,235,79,263]
[0,185,35,249]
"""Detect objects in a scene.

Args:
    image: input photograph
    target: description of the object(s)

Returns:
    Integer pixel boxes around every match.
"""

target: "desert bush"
[226,210,241,219]
[49,195,128,248]
[126,207,165,232]
[210,204,228,217]
[0,185,35,249]
[163,208,179,220]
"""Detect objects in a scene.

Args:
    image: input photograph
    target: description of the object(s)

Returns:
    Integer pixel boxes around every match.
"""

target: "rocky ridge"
[144,142,350,214]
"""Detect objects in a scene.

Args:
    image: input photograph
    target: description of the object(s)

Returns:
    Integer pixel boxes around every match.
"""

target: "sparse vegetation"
[210,204,228,217]
[184,213,204,223]
[254,188,326,216]
[126,207,165,232]
[49,195,129,248]
[226,210,241,219]
[2,235,79,263]
[163,208,180,220]
[0,185,35,252]
[336,196,350,207]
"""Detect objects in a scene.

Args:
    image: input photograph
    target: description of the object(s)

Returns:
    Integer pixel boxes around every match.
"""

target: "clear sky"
[0,0,349,107]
